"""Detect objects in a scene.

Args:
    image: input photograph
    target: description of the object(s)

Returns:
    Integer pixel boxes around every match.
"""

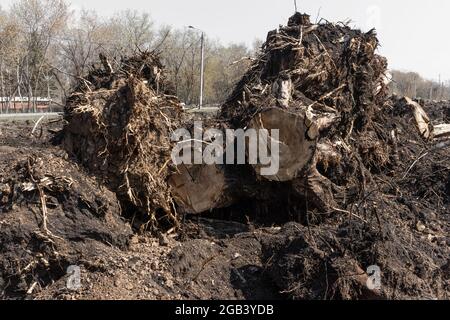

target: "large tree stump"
[248,107,340,182]
[168,164,234,214]
[169,156,273,214]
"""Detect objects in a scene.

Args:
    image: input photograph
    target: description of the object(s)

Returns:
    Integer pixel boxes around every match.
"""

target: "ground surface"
[0,120,280,300]
[0,113,449,300]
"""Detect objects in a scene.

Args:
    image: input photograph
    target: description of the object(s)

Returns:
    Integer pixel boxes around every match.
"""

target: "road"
[186,107,219,114]
[0,109,219,122]
[0,112,63,122]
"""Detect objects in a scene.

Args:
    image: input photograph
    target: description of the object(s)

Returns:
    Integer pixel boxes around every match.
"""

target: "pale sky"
[2,0,450,81]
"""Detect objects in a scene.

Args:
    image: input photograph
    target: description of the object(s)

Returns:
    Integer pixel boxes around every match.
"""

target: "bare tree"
[57,10,104,80]
[391,70,450,100]
[0,1,256,110]
[0,8,20,112]
[12,0,69,111]
[115,9,154,52]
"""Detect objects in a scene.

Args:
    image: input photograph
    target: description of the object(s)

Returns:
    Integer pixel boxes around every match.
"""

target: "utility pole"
[200,31,205,110]
[189,26,205,109]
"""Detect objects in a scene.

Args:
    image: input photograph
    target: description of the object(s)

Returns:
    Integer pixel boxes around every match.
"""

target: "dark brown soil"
[0,121,132,298]
[0,118,448,300]
[422,100,450,124]
[0,120,281,300]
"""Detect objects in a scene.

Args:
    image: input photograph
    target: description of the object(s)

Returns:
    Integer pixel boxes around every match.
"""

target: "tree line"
[390,70,450,100]
[1,0,447,114]
[0,0,259,113]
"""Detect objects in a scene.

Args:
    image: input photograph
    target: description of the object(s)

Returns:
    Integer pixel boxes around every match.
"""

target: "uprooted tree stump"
[63,52,183,230]
[217,12,390,211]
[168,12,391,213]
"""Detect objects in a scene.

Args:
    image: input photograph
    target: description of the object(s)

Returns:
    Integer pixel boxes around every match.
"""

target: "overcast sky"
[3,0,449,81]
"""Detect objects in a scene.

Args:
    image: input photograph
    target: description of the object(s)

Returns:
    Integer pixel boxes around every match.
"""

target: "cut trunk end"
[169,164,234,214]
[249,107,316,182]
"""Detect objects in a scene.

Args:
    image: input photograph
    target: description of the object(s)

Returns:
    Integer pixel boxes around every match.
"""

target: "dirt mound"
[262,216,448,300]
[0,144,132,298]
[63,52,183,231]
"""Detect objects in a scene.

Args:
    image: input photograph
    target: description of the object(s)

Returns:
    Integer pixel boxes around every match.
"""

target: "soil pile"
[0,144,132,298]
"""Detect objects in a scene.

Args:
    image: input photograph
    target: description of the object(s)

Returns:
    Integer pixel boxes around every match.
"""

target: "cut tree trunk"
[433,124,450,139]
[246,107,345,211]
[169,159,268,214]
[403,97,432,139]
[167,161,259,214]
[248,107,338,182]
[248,107,315,181]
[169,164,231,214]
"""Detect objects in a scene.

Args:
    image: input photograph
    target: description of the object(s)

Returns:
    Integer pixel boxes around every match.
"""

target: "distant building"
[0,97,53,112]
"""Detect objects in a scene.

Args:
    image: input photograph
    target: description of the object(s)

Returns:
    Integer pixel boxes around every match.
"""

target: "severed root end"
[292,143,344,212]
